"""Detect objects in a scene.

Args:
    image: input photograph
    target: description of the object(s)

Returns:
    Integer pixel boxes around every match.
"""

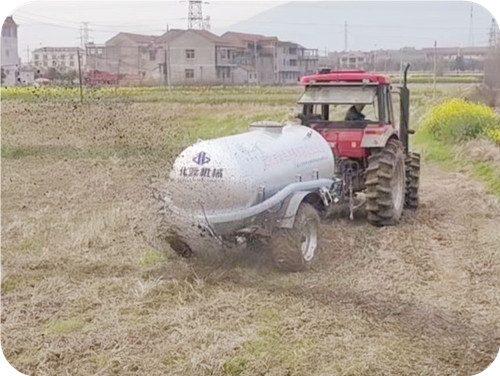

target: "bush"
[421,98,500,143]
[486,127,500,146]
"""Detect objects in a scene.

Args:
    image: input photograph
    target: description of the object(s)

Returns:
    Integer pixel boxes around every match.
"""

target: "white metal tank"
[168,122,334,217]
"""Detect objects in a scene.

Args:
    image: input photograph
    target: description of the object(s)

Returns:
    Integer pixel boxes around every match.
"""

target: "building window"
[221,49,226,59]
[52,61,57,66]
[43,54,48,60]
[149,49,157,61]
[69,54,74,60]
[185,49,195,59]
[185,69,194,78]
[5,50,9,57]
[70,61,75,67]
[43,61,48,67]
[34,54,39,60]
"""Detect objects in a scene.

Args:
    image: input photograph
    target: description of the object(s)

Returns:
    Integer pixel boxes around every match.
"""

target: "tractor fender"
[361,126,399,149]
[277,190,325,229]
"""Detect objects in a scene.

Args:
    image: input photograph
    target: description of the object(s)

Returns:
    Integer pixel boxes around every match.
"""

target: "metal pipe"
[166,178,335,225]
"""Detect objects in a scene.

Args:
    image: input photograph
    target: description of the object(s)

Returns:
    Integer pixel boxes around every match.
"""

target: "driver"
[345,104,366,121]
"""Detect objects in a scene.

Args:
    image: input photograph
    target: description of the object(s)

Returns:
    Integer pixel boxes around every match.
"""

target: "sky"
[0,0,500,62]
[1,0,286,63]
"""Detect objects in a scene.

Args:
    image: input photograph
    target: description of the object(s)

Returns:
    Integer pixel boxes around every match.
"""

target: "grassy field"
[2,84,500,376]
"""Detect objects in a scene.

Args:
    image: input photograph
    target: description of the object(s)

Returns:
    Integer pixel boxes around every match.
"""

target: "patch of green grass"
[414,129,500,197]
[45,318,85,336]
[473,162,500,196]
[190,110,291,141]
[140,250,165,266]
[17,238,42,254]
[223,307,308,375]
[1,275,21,293]
[413,129,455,165]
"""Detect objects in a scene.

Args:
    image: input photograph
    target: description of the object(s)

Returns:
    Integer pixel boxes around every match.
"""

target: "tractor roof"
[300,69,390,85]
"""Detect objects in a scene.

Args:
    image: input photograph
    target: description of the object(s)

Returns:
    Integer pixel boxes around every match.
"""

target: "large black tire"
[270,203,320,272]
[365,139,406,226]
[405,152,420,210]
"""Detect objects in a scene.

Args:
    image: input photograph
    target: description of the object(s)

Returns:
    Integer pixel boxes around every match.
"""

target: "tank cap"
[249,121,284,133]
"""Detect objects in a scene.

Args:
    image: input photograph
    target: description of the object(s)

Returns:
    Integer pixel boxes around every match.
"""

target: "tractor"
[297,65,420,225]
[159,66,420,272]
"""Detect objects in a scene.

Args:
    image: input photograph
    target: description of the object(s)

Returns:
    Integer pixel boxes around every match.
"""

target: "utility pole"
[344,21,348,51]
[467,5,474,47]
[433,40,437,100]
[77,49,83,103]
[82,22,89,47]
[166,24,171,87]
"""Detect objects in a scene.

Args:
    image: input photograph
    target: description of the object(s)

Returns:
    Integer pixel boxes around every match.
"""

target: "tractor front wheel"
[270,203,320,272]
[365,139,406,226]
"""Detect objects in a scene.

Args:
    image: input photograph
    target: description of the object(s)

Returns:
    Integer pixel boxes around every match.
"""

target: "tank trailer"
[160,67,420,272]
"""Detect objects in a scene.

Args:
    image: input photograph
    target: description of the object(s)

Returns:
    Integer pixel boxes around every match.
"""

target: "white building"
[32,46,85,74]
[1,16,20,86]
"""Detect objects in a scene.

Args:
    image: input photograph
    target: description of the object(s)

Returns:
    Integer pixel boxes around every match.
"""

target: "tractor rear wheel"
[405,152,420,210]
[365,139,406,226]
[271,203,320,272]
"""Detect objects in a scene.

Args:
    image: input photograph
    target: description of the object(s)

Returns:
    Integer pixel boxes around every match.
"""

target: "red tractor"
[297,65,420,225]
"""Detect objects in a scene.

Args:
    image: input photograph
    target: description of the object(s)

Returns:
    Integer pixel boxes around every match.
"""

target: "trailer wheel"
[271,203,320,272]
[405,152,420,210]
[365,138,406,226]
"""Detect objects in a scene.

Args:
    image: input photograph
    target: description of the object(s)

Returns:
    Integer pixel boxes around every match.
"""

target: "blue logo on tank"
[193,152,211,166]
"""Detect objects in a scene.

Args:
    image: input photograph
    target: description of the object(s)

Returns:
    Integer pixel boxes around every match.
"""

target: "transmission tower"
[188,0,205,30]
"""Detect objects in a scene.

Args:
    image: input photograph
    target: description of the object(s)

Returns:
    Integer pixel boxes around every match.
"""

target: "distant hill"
[215,1,496,52]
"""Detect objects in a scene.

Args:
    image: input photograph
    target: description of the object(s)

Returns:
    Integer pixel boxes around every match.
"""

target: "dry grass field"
[1,85,499,375]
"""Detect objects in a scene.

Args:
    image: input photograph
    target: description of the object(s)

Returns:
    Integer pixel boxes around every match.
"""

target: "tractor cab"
[297,69,410,159]
[296,67,419,226]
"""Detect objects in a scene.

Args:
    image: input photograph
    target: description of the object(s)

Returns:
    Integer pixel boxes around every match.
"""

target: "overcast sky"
[1,0,286,62]
[1,0,500,63]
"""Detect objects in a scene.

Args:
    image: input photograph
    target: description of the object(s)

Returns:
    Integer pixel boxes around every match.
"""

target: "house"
[18,65,35,85]
[220,32,278,84]
[220,32,319,84]
[104,32,161,85]
[84,42,106,72]
[1,16,20,86]
[156,29,244,85]
[32,46,84,74]
[275,40,318,84]
[232,65,259,85]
